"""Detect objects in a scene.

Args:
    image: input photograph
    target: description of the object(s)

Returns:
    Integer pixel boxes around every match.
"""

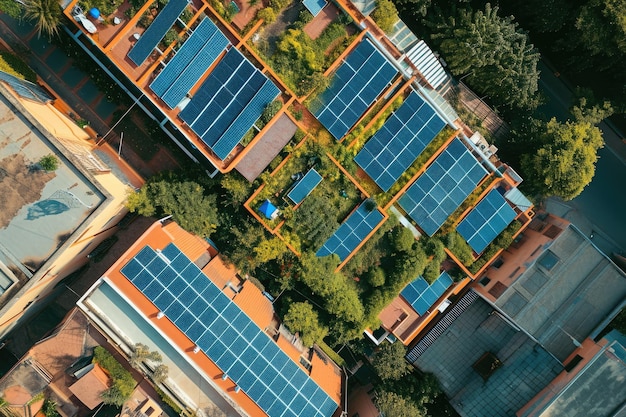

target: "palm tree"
[24,0,62,38]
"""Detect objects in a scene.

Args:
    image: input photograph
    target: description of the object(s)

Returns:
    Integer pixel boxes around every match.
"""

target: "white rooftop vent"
[193,345,201,354]
[234,386,241,393]
[156,311,165,319]
[221,373,228,380]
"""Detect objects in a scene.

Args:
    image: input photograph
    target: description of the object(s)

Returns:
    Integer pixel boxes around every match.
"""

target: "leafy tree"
[570,96,614,125]
[254,236,288,264]
[126,177,219,238]
[42,399,59,417]
[368,267,386,287]
[38,154,59,171]
[575,0,626,58]
[261,100,283,124]
[390,226,415,253]
[257,7,276,24]
[0,0,23,18]
[129,343,162,368]
[151,364,169,384]
[375,391,425,417]
[371,0,399,33]
[220,173,252,206]
[393,0,431,17]
[283,302,328,346]
[372,342,411,381]
[24,0,62,38]
[520,118,604,200]
[426,3,540,110]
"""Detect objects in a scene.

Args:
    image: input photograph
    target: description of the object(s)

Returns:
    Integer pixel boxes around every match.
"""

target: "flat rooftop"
[0,93,104,272]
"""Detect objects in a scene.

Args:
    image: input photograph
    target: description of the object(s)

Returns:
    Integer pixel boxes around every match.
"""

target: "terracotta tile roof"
[29,309,90,376]
[68,364,110,409]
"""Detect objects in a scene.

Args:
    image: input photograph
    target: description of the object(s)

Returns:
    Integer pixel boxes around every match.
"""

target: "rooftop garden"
[250,2,358,96]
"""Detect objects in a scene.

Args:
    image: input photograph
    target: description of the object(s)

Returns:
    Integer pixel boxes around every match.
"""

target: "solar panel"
[354,91,446,192]
[128,0,189,66]
[121,244,338,417]
[311,39,397,140]
[150,18,230,108]
[179,49,280,160]
[398,138,487,236]
[317,202,385,261]
[400,272,453,315]
[303,0,327,16]
[0,70,53,103]
[456,189,517,254]
[287,169,323,205]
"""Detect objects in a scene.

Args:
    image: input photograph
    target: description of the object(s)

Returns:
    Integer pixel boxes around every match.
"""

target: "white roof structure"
[406,40,449,90]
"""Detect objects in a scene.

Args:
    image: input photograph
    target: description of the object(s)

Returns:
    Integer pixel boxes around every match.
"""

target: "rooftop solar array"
[0,71,52,103]
[398,138,488,236]
[150,18,229,109]
[311,39,397,140]
[303,0,327,16]
[316,201,384,261]
[287,169,323,205]
[121,244,338,417]
[179,48,280,160]
[354,91,446,192]
[128,0,189,66]
[400,272,453,315]
[456,189,517,254]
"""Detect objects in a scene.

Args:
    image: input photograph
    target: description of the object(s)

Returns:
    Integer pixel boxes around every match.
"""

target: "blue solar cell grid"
[456,189,517,254]
[400,272,453,315]
[120,244,337,417]
[303,0,327,16]
[287,169,323,205]
[179,48,280,160]
[354,91,446,192]
[128,0,189,66]
[311,39,397,140]
[398,138,488,236]
[317,202,385,261]
[151,18,230,109]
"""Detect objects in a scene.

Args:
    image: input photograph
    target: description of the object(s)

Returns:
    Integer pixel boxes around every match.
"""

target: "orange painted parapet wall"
[98,221,342,414]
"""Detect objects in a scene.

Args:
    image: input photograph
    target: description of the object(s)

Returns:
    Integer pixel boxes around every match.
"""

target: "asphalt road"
[538,60,626,255]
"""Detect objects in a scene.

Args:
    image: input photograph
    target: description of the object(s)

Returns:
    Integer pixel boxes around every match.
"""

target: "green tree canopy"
[371,0,399,33]
[38,154,59,171]
[520,118,604,200]
[372,342,412,381]
[575,0,626,58]
[283,301,329,346]
[375,391,425,417]
[426,3,540,110]
[126,175,219,238]
[24,0,62,38]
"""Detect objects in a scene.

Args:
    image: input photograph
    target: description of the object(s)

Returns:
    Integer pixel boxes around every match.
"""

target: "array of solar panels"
[317,202,384,261]
[179,48,280,160]
[303,0,327,16]
[311,39,397,140]
[0,70,52,103]
[121,244,338,417]
[128,0,189,66]
[457,189,516,254]
[354,91,446,192]
[287,169,323,205]
[151,18,229,109]
[401,272,453,315]
[399,138,488,236]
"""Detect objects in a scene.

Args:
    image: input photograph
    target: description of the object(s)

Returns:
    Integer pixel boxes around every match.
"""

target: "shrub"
[0,52,37,82]
[257,7,276,24]
[93,346,136,406]
[38,154,59,171]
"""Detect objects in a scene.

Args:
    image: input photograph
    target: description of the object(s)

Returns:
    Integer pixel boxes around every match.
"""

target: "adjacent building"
[0,74,138,338]
[405,214,626,417]
[77,219,344,417]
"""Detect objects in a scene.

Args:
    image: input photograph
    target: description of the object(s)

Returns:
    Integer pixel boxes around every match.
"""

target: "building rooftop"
[79,220,343,417]
[408,293,563,417]
[493,225,626,362]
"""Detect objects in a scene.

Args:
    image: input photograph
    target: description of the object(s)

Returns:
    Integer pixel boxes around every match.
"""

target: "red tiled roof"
[68,364,110,410]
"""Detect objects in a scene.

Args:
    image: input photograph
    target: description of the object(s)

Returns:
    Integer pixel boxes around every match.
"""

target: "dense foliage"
[425,3,540,110]
[376,391,426,417]
[126,172,219,238]
[24,0,62,38]
[283,302,328,346]
[372,342,412,381]
[93,346,136,406]
[0,52,37,83]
